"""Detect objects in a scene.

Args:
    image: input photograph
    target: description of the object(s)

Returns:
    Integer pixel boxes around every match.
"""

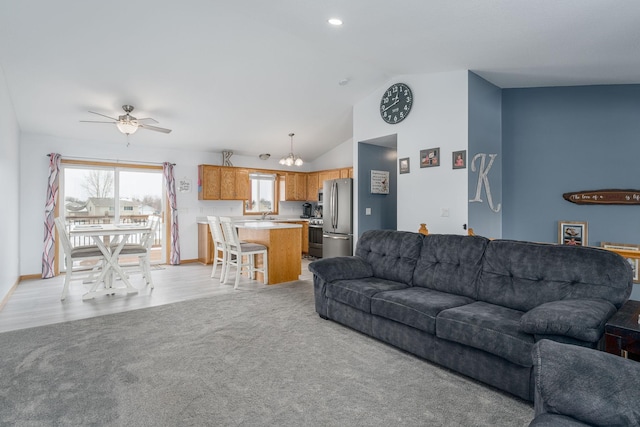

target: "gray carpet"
[0,281,533,426]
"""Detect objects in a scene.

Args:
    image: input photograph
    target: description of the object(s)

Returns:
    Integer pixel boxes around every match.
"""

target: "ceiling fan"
[81,105,172,135]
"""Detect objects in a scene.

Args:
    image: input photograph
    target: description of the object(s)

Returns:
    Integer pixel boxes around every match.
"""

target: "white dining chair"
[116,215,160,288]
[54,217,105,301]
[207,215,228,282]
[219,216,268,289]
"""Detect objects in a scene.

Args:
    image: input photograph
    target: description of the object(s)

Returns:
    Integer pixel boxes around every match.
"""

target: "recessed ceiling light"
[328,18,343,26]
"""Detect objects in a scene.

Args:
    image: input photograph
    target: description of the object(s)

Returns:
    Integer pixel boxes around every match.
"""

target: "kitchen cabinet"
[198,165,221,200]
[199,164,352,202]
[318,169,340,189]
[220,167,250,200]
[340,167,353,179]
[284,172,307,201]
[307,173,319,201]
[198,222,214,264]
[302,221,309,253]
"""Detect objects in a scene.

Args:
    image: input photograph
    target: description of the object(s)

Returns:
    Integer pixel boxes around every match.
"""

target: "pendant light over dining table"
[279,133,303,166]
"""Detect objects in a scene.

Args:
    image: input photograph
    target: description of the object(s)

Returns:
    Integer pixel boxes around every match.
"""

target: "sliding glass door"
[60,163,165,270]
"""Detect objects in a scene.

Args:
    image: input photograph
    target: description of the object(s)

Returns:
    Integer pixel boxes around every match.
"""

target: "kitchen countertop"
[235,221,301,229]
[196,217,315,225]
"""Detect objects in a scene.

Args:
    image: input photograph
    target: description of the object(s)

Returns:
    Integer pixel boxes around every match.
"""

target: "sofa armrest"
[520,298,616,342]
[308,256,373,283]
[532,339,640,426]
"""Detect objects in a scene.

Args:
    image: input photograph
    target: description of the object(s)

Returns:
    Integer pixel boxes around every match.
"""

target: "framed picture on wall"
[558,221,588,246]
[601,242,640,283]
[420,147,440,168]
[399,157,410,174]
[452,150,466,169]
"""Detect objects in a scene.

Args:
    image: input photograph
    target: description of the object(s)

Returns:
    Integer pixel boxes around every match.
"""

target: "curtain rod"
[46,154,175,166]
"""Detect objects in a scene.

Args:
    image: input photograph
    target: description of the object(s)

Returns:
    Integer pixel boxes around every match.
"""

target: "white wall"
[18,133,308,276]
[310,138,353,171]
[0,66,20,301]
[353,71,469,235]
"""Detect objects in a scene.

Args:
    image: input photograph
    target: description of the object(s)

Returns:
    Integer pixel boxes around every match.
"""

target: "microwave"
[318,189,323,206]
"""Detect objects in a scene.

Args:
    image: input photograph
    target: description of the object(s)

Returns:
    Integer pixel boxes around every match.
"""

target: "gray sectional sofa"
[308,230,633,401]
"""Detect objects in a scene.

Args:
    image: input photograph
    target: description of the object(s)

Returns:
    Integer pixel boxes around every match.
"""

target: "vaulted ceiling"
[1,1,639,161]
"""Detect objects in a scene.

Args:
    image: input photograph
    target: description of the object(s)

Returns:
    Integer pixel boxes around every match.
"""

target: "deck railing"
[64,215,161,248]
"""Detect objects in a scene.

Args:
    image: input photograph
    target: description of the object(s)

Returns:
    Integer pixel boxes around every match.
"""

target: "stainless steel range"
[308,218,323,258]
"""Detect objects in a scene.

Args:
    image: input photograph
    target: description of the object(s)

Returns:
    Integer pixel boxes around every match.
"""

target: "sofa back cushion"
[355,230,423,285]
[412,234,490,298]
[477,240,633,312]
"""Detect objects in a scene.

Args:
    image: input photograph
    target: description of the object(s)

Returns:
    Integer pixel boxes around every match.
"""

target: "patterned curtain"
[163,162,181,265]
[42,153,61,278]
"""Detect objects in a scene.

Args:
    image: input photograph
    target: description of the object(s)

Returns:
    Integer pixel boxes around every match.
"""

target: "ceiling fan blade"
[88,111,118,121]
[139,123,172,133]
[80,120,116,124]
[136,117,159,124]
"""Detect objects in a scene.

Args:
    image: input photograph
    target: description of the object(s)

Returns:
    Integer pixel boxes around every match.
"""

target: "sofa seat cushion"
[325,278,409,313]
[436,301,534,367]
[371,288,474,335]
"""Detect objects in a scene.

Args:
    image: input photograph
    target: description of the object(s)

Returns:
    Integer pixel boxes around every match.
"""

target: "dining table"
[69,223,152,300]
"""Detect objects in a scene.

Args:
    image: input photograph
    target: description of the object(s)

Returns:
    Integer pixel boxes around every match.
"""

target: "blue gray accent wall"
[468,72,503,238]
[357,142,397,235]
[502,84,640,300]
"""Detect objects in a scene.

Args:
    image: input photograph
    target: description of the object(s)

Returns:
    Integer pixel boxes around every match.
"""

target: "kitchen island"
[236,221,302,284]
[198,219,302,285]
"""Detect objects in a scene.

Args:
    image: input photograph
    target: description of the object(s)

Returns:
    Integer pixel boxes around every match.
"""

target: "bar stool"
[219,216,268,289]
[207,215,228,282]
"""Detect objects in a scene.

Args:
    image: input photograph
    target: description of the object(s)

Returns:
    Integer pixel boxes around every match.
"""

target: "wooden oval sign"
[563,189,640,205]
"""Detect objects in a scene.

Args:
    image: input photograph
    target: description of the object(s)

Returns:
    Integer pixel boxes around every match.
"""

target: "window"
[245,173,277,214]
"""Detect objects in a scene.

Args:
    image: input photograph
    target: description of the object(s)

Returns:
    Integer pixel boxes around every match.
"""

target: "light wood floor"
[0,259,314,334]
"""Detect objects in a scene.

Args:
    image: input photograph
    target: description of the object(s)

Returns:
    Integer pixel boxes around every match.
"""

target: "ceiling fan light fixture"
[116,121,139,135]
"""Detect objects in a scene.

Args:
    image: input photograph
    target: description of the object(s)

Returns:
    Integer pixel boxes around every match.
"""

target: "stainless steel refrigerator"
[323,178,353,258]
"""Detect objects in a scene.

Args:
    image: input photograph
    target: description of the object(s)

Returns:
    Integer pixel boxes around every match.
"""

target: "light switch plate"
[365,208,372,215]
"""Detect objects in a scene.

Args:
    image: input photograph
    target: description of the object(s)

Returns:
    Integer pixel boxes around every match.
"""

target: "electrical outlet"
[441,208,449,217]
[365,208,372,215]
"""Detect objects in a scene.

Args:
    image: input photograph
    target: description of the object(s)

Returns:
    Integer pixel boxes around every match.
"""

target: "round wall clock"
[380,83,413,124]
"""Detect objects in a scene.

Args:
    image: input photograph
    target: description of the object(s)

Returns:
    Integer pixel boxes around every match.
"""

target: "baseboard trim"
[20,273,42,281]
[0,278,20,312]
[180,259,200,264]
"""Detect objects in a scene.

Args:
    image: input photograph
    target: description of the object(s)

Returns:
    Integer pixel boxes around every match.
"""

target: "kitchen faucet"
[261,211,273,220]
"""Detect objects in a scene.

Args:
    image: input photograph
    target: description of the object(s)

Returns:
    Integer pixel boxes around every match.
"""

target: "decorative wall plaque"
[370,170,389,194]
[562,189,640,205]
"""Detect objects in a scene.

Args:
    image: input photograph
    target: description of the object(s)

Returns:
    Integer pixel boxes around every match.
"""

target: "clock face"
[380,83,413,124]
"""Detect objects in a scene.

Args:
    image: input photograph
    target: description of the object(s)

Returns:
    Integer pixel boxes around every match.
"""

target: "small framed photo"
[452,150,466,169]
[558,221,588,246]
[601,242,640,283]
[420,147,440,168]
[399,157,410,174]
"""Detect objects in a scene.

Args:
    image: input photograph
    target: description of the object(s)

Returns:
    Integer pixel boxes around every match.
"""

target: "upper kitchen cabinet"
[306,172,319,201]
[318,169,340,189]
[198,165,221,200]
[221,167,250,200]
[284,172,307,201]
[340,167,354,179]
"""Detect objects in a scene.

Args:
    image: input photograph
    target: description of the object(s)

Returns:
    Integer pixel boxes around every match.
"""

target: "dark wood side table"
[605,300,640,361]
